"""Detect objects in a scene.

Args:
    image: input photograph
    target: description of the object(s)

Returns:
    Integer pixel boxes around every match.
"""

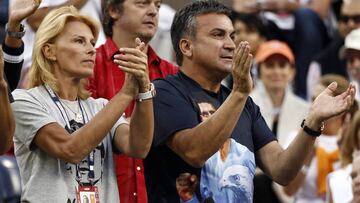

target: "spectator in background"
[0,48,14,155]
[11,5,154,202]
[352,153,360,203]
[307,0,360,101]
[143,1,355,202]
[223,11,271,88]
[343,28,360,102]
[0,0,41,155]
[150,3,176,63]
[250,40,310,203]
[251,40,309,145]
[20,0,105,89]
[88,0,177,202]
[233,0,332,99]
[283,74,356,203]
[327,108,360,203]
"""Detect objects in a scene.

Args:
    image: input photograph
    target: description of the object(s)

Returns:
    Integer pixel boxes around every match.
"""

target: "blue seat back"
[0,155,21,203]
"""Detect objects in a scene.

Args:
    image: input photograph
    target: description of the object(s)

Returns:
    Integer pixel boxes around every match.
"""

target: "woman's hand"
[113,38,150,98]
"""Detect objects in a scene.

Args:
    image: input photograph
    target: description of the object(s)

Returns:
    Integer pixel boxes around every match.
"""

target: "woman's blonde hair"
[28,6,99,99]
[340,110,360,166]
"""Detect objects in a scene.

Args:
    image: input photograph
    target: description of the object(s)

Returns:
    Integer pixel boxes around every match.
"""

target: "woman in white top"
[11,5,154,203]
[250,40,310,203]
[327,109,360,203]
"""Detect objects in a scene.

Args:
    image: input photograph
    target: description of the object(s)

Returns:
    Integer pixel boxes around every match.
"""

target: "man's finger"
[237,42,249,67]
[322,82,337,96]
[243,53,253,74]
[233,42,245,68]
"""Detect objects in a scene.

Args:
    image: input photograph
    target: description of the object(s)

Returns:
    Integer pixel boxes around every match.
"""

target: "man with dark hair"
[143,1,355,202]
[88,0,177,202]
[307,0,360,100]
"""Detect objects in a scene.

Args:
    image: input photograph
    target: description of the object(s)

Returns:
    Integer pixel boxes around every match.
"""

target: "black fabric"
[253,174,280,203]
[313,35,348,78]
[2,42,24,91]
[144,71,276,203]
[2,42,23,102]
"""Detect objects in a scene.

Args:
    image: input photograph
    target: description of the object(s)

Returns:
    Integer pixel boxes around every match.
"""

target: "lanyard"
[43,84,95,185]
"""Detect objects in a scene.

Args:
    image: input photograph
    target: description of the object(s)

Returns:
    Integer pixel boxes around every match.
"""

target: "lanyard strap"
[43,84,72,129]
[43,84,95,184]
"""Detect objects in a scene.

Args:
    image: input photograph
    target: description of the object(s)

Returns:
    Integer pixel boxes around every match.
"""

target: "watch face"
[6,23,26,39]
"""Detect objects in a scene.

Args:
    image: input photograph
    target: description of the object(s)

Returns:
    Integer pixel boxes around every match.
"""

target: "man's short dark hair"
[170,0,232,65]
[231,12,272,40]
[102,0,125,37]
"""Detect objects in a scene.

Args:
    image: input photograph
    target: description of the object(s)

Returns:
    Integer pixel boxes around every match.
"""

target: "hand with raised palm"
[114,38,150,99]
[9,0,42,29]
[231,41,253,96]
[308,82,356,127]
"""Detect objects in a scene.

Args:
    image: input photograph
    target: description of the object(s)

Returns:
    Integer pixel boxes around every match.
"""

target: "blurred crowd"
[1,0,360,203]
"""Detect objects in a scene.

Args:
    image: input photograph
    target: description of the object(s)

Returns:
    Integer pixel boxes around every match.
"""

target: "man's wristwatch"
[137,83,156,102]
[301,119,324,137]
[5,23,26,39]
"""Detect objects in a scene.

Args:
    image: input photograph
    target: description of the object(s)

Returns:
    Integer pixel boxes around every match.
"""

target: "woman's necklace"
[60,98,83,123]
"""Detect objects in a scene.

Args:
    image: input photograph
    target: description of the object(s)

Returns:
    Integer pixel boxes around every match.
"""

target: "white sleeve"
[11,90,57,150]
[39,0,66,8]
[110,114,128,140]
[97,98,128,140]
[307,61,321,101]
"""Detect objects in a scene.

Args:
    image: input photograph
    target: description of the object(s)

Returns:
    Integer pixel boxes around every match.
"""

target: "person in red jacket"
[88,0,178,202]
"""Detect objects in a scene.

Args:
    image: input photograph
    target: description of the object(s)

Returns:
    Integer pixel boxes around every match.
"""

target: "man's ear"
[179,38,193,58]
[42,43,56,61]
[108,4,121,20]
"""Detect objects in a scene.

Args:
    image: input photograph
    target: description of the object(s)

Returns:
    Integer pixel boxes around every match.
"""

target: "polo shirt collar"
[103,37,161,66]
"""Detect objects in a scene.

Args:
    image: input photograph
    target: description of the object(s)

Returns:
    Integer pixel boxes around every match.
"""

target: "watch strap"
[5,23,26,39]
[301,119,324,137]
[137,83,156,102]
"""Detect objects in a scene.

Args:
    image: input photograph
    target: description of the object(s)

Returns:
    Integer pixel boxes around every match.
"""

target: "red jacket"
[88,37,178,203]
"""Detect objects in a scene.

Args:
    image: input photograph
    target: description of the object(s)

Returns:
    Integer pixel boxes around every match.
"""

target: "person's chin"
[80,69,93,78]
[222,63,233,73]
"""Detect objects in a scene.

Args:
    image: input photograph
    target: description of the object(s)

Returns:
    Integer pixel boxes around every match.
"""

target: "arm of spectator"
[4,0,40,90]
[0,47,15,155]
[2,41,23,91]
[283,146,314,195]
[6,0,41,48]
[33,91,132,164]
[166,42,253,168]
[33,39,152,164]
[256,82,355,185]
[111,38,154,159]
[26,0,88,31]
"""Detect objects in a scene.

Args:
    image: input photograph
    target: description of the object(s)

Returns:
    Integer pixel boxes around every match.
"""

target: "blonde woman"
[327,110,360,203]
[11,6,154,203]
